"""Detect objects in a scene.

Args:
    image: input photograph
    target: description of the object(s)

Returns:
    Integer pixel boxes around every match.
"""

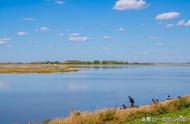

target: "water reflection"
[0,80,10,91]
[68,82,88,92]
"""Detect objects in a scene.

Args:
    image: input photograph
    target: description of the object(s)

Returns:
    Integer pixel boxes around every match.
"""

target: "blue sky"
[0,0,190,62]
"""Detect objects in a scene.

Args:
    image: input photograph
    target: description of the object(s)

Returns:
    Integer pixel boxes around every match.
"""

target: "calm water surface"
[0,66,190,124]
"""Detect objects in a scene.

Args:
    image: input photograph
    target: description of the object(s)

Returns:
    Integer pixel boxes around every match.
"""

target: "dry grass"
[46,96,190,124]
[0,64,78,74]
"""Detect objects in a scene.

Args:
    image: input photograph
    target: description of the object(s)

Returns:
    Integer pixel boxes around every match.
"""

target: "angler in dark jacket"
[128,96,135,107]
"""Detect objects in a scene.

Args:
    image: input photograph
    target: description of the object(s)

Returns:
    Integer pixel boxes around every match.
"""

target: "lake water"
[0,66,190,124]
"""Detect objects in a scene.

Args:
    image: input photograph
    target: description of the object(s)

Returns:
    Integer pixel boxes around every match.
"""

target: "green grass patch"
[126,107,190,124]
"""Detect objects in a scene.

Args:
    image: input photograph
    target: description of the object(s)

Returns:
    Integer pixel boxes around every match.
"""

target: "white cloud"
[117,27,125,32]
[17,32,28,36]
[54,0,64,5]
[165,23,175,28]
[103,35,111,40]
[113,0,147,10]
[23,17,35,21]
[177,20,185,26]
[0,37,11,45]
[177,20,190,27]
[36,27,49,32]
[68,33,90,41]
[156,12,180,20]
[164,20,190,28]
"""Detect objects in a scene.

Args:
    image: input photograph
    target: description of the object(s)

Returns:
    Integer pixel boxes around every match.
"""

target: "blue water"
[0,66,190,124]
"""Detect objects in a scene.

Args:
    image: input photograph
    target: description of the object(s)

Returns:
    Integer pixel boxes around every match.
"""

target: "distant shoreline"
[1,60,190,66]
[0,62,190,74]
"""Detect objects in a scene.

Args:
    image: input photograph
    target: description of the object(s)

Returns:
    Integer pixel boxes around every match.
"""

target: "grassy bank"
[44,96,190,124]
[0,64,79,74]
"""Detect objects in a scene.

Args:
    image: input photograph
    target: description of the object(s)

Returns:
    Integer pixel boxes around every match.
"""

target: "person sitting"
[167,95,172,100]
[152,99,156,104]
[122,104,127,109]
[128,96,135,107]
[156,99,159,103]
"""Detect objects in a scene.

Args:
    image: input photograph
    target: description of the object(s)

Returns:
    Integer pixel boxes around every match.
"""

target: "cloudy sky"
[0,0,190,62]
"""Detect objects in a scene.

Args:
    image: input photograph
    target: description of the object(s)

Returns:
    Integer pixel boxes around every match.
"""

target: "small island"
[0,63,79,74]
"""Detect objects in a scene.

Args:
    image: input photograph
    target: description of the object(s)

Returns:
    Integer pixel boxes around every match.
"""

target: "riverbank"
[0,64,79,74]
[43,96,190,124]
